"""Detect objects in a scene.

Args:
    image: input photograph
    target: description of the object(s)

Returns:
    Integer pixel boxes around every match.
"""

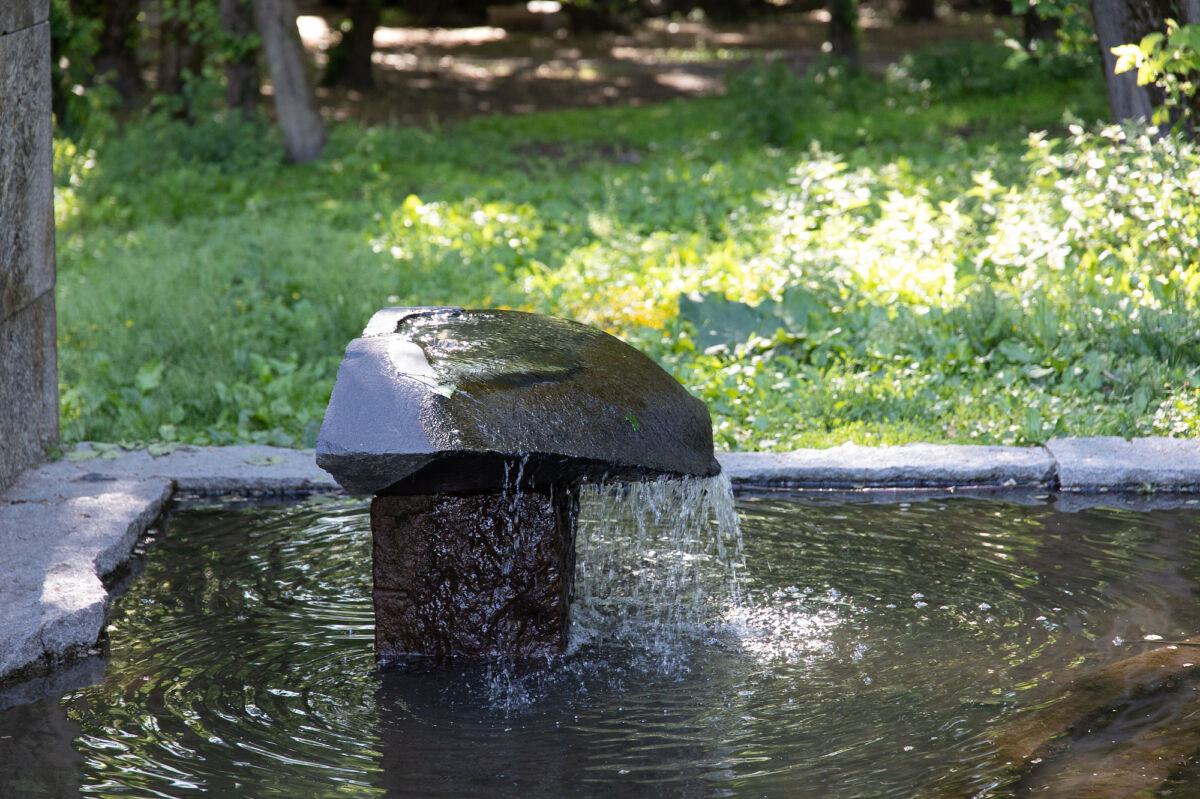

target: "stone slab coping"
[719,442,1056,488]
[3,437,1199,692]
[1046,437,1200,491]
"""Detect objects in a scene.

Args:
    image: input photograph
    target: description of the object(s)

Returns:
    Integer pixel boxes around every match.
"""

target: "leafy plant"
[1111,20,1200,132]
[726,59,807,145]
[48,0,118,140]
[54,42,1199,452]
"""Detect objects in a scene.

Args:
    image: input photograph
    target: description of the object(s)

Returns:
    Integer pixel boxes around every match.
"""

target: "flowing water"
[4,486,1200,797]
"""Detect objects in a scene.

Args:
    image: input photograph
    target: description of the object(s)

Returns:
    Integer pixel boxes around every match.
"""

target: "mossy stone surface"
[317,307,718,494]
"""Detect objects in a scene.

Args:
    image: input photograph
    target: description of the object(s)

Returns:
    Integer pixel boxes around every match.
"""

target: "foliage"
[727,59,806,145]
[728,56,882,146]
[55,42,1200,452]
[50,0,262,137]
[48,0,118,140]
[148,0,262,119]
[1111,20,1200,132]
[891,36,1098,99]
[1009,0,1097,56]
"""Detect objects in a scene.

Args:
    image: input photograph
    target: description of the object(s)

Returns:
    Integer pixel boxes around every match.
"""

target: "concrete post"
[0,0,58,491]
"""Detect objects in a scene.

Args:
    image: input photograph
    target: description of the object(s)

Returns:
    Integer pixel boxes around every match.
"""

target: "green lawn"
[53,45,1200,452]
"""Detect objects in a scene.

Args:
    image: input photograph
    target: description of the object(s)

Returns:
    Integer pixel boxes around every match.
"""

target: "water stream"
[4,487,1200,797]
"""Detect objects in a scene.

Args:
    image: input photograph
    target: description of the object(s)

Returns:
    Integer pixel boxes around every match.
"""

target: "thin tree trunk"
[1092,0,1156,122]
[221,0,260,117]
[323,0,381,90]
[70,0,142,105]
[1180,0,1200,132]
[900,0,937,23]
[827,0,860,63]
[251,0,325,162]
[1093,0,1200,133]
[1023,9,1060,45]
[157,6,184,97]
[156,0,205,118]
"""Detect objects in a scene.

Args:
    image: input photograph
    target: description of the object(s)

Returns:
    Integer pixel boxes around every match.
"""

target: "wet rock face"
[317,307,719,494]
[371,489,577,660]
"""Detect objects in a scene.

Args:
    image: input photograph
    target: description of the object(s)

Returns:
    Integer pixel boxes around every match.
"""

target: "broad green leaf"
[997,341,1036,364]
[135,359,164,394]
[777,285,832,334]
[679,292,774,349]
[1111,44,1141,75]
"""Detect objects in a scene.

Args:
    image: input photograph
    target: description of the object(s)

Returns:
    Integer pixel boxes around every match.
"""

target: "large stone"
[0,282,57,491]
[0,13,56,491]
[317,307,719,494]
[0,17,54,321]
[371,488,577,659]
[0,0,48,35]
[928,635,1200,798]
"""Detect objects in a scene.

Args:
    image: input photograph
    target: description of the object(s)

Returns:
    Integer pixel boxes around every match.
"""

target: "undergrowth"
[54,40,1200,451]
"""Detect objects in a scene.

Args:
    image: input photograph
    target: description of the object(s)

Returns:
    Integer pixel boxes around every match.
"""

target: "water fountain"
[6,307,1200,796]
[315,306,720,660]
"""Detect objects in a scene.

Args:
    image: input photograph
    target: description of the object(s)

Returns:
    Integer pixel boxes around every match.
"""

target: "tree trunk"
[900,0,937,23]
[1092,0,1200,128]
[70,0,142,106]
[1023,9,1060,45]
[221,0,260,117]
[1093,0,1156,122]
[251,0,326,162]
[827,0,860,62]
[157,0,199,96]
[322,0,381,90]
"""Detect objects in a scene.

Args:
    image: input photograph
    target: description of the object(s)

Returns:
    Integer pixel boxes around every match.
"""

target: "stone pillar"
[371,487,578,660]
[0,0,58,492]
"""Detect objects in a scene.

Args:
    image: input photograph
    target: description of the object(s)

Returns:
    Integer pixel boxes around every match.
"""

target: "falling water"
[568,472,745,671]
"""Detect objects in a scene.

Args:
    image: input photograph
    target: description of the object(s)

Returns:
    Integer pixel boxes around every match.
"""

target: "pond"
[3,487,1200,797]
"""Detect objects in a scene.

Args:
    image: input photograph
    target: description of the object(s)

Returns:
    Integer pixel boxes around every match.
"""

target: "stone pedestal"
[371,488,578,660]
[318,306,719,661]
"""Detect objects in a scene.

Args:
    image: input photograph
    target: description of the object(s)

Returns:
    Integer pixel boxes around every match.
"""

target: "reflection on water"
[2,492,1200,797]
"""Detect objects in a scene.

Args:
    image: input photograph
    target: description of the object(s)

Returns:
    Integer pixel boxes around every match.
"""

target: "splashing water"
[568,472,745,673]
[9,497,1200,798]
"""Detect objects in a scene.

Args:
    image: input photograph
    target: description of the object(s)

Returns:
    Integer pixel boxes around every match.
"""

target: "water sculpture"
[316,307,719,660]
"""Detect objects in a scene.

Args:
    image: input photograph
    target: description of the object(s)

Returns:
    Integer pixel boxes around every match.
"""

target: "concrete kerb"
[2,437,1199,692]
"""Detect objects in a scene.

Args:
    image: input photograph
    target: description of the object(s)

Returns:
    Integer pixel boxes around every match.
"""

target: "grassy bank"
[54,44,1200,452]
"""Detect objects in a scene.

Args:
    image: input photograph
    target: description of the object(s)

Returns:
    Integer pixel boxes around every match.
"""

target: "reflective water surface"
[4,491,1200,797]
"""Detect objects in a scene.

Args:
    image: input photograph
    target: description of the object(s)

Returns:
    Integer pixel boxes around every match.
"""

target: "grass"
[53,42,1200,452]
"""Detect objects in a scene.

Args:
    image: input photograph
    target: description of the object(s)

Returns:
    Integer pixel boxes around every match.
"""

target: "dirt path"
[296,10,1005,126]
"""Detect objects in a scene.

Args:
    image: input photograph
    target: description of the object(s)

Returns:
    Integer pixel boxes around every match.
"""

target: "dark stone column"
[371,487,577,660]
[0,0,58,492]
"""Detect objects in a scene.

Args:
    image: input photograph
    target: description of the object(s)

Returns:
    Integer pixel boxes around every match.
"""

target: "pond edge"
[2,437,1199,693]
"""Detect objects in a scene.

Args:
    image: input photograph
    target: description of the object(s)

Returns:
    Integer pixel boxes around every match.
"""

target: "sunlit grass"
[53,43,1200,450]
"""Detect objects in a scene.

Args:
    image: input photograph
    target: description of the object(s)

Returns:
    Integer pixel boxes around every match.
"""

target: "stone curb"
[1046,437,1200,491]
[718,443,1056,489]
[0,444,335,690]
[2,437,1199,688]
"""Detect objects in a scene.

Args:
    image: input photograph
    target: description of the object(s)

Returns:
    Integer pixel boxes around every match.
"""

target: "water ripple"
[2,493,1196,798]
